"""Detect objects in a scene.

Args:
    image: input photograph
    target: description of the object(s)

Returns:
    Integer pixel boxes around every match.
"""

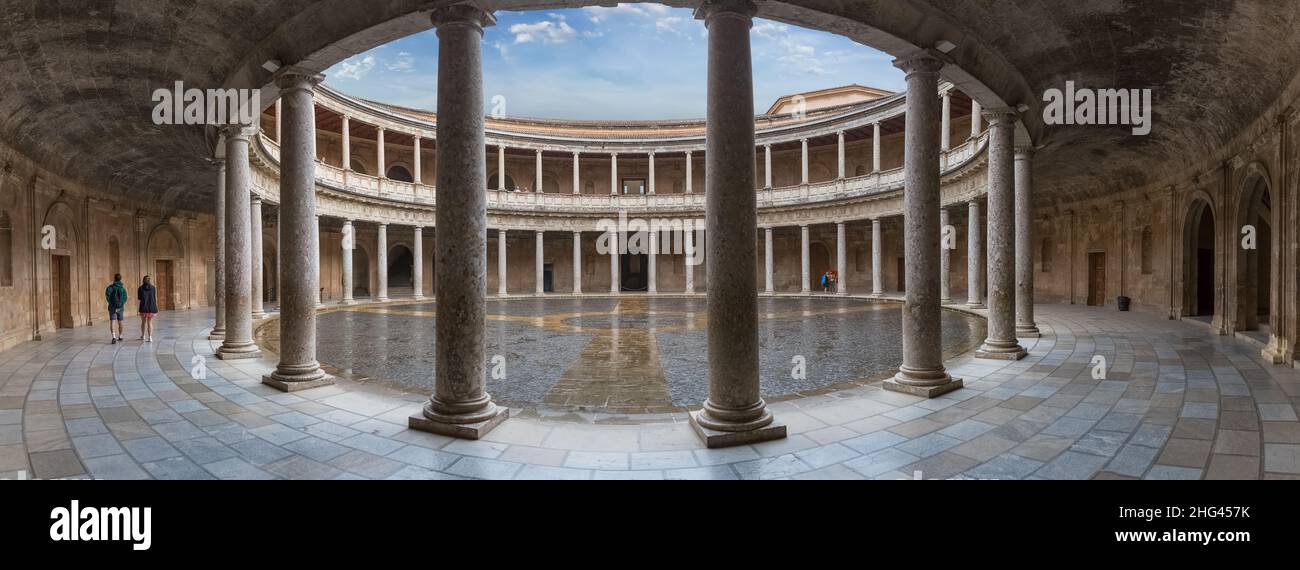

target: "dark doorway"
[388,245,414,288]
[621,253,649,291]
[896,257,906,292]
[1087,252,1106,307]
[51,255,73,328]
[155,260,175,311]
[544,264,554,293]
[354,248,371,298]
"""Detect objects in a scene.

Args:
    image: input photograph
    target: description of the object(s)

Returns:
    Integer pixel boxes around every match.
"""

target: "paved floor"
[257,296,983,412]
[2,298,1298,480]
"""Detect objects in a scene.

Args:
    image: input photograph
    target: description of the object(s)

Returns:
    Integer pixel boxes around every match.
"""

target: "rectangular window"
[622,178,646,195]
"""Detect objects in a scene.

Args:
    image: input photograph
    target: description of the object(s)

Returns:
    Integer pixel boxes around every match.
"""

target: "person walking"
[138,275,159,343]
[105,274,127,344]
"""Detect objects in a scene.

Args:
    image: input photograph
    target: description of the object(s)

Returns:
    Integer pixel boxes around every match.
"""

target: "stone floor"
[2,297,1299,480]
[258,296,984,412]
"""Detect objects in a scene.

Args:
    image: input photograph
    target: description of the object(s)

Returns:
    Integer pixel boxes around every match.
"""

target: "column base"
[883,375,964,398]
[688,410,787,449]
[375,297,390,303]
[251,311,270,320]
[975,342,1028,360]
[207,327,225,340]
[215,346,262,360]
[1015,324,1042,339]
[340,299,358,306]
[413,295,425,301]
[408,406,510,440]
[940,297,953,304]
[967,303,986,309]
[1262,335,1291,364]
[262,372,335,392]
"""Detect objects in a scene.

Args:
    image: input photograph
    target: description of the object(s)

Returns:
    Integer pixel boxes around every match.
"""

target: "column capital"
[535,229,544,236]
[609,151,618,157]
[891,49,948,75]
[250,194,263,205]
[686,149,694,156]
[648,151,656,157]
[221,124,259,141]
[377,222,388,229]
[982,107,1020,125]
[535,148,543,155]
[270,65,324,92]
[1014,145,1036,159]
[572,150,580,157]
[694,0,758,23]
[430,2,496,31]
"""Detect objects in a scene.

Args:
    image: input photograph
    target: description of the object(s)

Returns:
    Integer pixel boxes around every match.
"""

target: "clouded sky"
[324,4,902,120]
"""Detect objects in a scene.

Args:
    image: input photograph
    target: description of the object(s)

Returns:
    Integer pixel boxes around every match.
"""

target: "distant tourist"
[105,274,127,344]
[138,276,159,343]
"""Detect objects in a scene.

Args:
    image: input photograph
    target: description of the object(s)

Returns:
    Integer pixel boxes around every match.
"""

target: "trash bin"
[1117,296,1131,311]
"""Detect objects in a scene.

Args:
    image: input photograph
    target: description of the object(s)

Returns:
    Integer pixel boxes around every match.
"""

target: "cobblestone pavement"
[2,297,1298,480]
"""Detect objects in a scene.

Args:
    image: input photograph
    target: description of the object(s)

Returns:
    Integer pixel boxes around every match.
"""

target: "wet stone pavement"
[288,296,985,413]
[3,298,1299,480]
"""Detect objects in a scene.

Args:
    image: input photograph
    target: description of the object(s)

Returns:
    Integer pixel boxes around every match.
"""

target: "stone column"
[341,114,351,170]
[941,92,952,151]
[647,230,658,293]
[764,227,774,293]
[496,144,506,190]
[970,100,983,138]
[685,151,694,194]
[534,149,543,193]
[837,131,846,179]
[610,152,618,194]
[375,223,389,301]
[274,99,282,142]
[216,125,262,360]
[263,68,331,391]
[685,227,696,293]
[572,231,582,294]
[209,160,227,339]
[572,151,580,194]
[497,229,507,297]
[690,0,783,446]
[872,122,882,172]
[609,235,619,293]
[884,50,961,398]
[249,195,266,319]
[871,218,883,297]
[410,4,507,438]
[413,226,425,299]
[967,200,985,308]
[763,144,772,188]
[535,230,544,295]
[800,138,809,184]
[1015,146,1041,338]
[800,224,811,293]
[940,207,952,303]
[377,127,386,177]
[648,152,656,194]
[342,219,355,304]
[414,137,422,184]
[976,109,1028,360]
[315,215,323,307]
[836,222,847,295]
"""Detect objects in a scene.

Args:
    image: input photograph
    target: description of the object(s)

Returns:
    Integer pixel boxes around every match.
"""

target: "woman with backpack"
[138,275,159,343]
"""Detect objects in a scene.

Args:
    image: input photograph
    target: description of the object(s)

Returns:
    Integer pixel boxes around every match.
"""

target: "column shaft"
[1015,147,1041,338]
[413,226,425,299]
[836,222,847,295]
[685,152,694,193]
[342,220,354,304]
[264,70,331,390]
[377,127,386,176]
[610,153,618,194]
[572,152,580,194]
[940,207,952,303]
[691,0,782,445]
[800,138,809,184]
[414,137,422,184]
[341,115,351,169]
[250,196,266,319]
[498,229,507,296]
[885,51,960,397]
[535,150,543,193]
[800,225,811,292]
[837,131,846,179]
[412,5,507,437]
[872,122,882,172]
[216,126,261,360]
[535,231,544,294]
[647,230,657,293]
[376,223,389,301]
[967,200,985,307]
[941,92,952,151]
[871,219,883,296]
[763,145,772,188]
[976,110,1028,360]
[209,161,226,338]
[648,153,656,194]
[572,231,582,294]
[685,226,696,293]
[497,144,505,190]
[764,227,774,293]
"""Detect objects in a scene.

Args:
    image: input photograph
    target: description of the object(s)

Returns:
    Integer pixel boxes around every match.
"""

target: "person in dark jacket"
[138,275,159,343]
[105,274,128,344]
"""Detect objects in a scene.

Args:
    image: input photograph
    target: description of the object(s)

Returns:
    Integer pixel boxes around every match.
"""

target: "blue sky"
[323,4,902,120]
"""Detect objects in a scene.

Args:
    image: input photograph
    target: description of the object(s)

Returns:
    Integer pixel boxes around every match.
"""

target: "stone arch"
[386,163,414,182]
[532,171,560,194]
[146,222,186,311]
[1181,195,1217,319]
[349,158,369,175]
[1233,164,1274,333]
[42,200,81,329]
[489,172,516,191]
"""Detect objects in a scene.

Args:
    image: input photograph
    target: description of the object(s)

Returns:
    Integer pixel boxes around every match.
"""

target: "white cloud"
[336,55,376,80]
[385,52,415,72]
[752,21,826,75]
[510,16,578,45]
[655,16,684,34]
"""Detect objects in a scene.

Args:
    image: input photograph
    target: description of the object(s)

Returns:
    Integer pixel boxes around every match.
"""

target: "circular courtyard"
[256,297,985,413]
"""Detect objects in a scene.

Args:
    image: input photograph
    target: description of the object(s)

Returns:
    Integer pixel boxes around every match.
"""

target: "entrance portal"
[1087,252,1106,307]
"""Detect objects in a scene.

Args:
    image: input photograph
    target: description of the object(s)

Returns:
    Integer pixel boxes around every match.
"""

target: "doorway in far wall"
[1087,252,1106,307]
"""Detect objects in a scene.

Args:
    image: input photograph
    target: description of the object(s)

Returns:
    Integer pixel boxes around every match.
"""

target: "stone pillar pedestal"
[409,4,508,439]
[689,0,785,447]
[883,51,962,398]
[263,68,333,391]
[976,109,1028,360]
[216,126,262,361]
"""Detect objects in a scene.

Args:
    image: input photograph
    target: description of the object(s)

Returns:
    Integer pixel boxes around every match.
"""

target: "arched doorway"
[1182,198,1216,319]
[488,173,516,191]
[387,165,413,182]
[353,246,371,298]
[388,244,414,289]
[1235,174,1272,333]
[810,241,832,292]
